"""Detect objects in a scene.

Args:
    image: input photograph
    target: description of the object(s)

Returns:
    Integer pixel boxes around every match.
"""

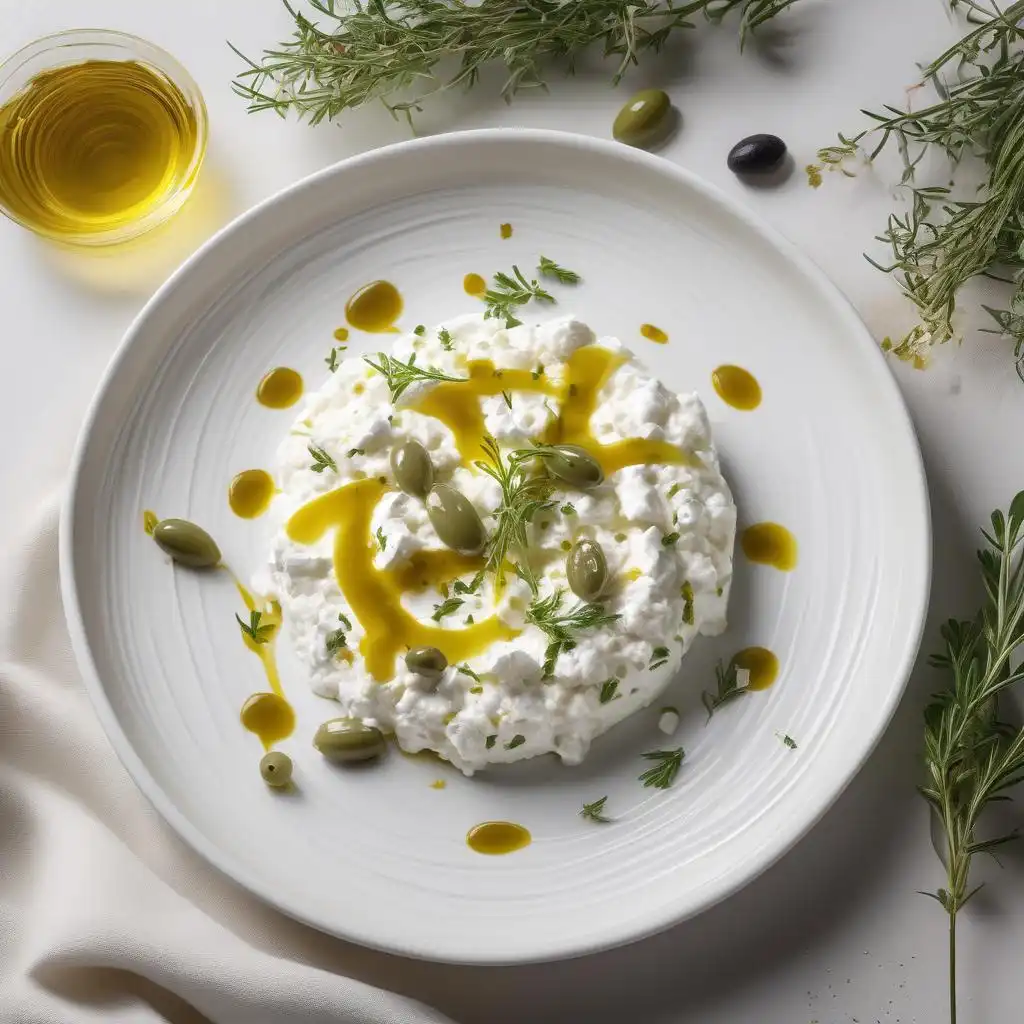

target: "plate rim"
[59,127,932,965]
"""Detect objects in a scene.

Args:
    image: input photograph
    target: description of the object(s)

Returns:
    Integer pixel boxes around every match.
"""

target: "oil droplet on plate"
[640,323,668,344]
[731,646,779,690]
[333,326,349,342]
[712,364,762,410]
[142,509,159,535]
[499,223,513,239]
[741,522,797,571]
[240,691,295,749]
[257,367,303,409]
[467,821,531,855]
[229,469,275,519]
[430,779,447,790]
[463,273,486,297]
[345,280,402,332]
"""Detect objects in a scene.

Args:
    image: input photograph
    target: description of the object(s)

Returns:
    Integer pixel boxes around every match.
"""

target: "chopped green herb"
[580,796,612,823]
[432,597,464,622]
[485,735,497,749]
[537,256,581,284]
[236,610,274,645]
[661,532,680,547]
[469,685,484,694]
[337,612,352,631]
[375,526,387,551]
[413,324,426,336]
[452,571,486,596]
[560,503,576,515]
[778,732,798,749]
[667,482,682,500]
[526,589,620,677]
[457,663,481,682]
[464,614,475,625]
[347,447,366,458]
[681,581,694,625]
[308,444,337,474]
[325,627,348,654]
[599,678,620,704]
[502,389,513,409]
[325,346,343,372]
[438,327,454,351]
[531,363,544,380]
[701,659,750,720]
[639,747,685,789]
[506,734,526,749]
[649,645,670,670]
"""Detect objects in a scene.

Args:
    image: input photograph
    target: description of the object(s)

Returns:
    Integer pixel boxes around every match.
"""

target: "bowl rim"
[59,127,932,964]
[0,27,208,247]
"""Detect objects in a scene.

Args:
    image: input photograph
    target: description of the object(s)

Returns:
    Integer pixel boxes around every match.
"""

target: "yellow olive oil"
[0,59,200,240]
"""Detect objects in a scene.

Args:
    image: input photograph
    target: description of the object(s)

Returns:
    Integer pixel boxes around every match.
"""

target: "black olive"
[727,134,787,175]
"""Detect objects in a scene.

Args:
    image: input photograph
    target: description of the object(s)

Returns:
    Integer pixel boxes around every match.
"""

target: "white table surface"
[3,1,1022,1021]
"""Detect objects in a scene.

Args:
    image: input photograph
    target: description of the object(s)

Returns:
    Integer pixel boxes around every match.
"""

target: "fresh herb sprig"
[236,610,275,645]
[432,597,464,622]
[364,352,466,403]
[701,659,750,719]
[921,490,1024,1024]
[537,256,581,285]
[580,796,612,823]
[232,0,800,126]
[526,588,620,677]
[639,747,685,789]
[475,435,555,593]
[308,443,337,473]
[482,266,554,328]
[816,1,1024,374]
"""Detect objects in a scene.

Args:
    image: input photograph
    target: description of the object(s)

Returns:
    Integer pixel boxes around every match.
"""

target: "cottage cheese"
[259,314,736,775]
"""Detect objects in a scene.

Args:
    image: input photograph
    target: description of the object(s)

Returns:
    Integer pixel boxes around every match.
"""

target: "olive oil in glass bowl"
[0,30,207,246]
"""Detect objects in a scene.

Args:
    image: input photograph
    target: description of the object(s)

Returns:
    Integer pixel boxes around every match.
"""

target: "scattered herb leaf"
[639,747,685,789]
[308,443,337,474]
[580,796,612,823]
[236,610,274,645]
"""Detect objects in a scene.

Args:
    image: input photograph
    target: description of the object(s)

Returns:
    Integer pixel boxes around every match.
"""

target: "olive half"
[391,439,434,498]
[567,538,608,602]
[426,484,487,554]
[545,445,603,489]
[152,518,221,568]
[406,646,448,679]
[259,751,293,787]
[313,718,386,763]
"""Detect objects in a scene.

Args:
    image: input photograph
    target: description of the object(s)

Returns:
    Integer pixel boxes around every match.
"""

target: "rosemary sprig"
[232,0,800,126]
[921,491,1024,1024]
[817,1,1024,373]
[236,610,275,645]
[537,256,581,285]
[432,597,464,621]
[701,659,750,720]
[526,588,620,677]
[639,747,685,789]
[482,265,554,328]
[364,352,466,403]
[475,435,555,593]
[580,796,612,823]
[308,443,337,473]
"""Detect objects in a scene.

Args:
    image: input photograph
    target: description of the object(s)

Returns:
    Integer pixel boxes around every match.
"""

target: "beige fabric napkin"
[0,489,455,1024]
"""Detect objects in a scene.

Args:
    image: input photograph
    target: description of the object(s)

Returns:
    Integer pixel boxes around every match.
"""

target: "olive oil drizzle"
[229,469,275,519]
[731,646,779,690]
[257,367,303,409]
[741,522,797,571]
[287,478,518,681]
[712,365,762,410]
[345,280,403,333]
[467,820,532,854]
[410,347,696,474]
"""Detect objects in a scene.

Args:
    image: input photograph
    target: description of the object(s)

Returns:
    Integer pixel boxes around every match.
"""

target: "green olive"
[391,439,434,498]
[313,718,386,763]
[567,538,608,601]
[405,646,448,679]
[259,751,293,787]
[546,445,604,489]
[152,518,221,568]
[426,484,487,554]
[612,89,676,150]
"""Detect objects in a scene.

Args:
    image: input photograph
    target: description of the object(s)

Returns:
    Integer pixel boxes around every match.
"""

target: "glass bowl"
[0,29,208,246]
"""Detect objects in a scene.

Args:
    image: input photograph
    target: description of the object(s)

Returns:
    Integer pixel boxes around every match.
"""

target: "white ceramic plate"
[61,129,930,965]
